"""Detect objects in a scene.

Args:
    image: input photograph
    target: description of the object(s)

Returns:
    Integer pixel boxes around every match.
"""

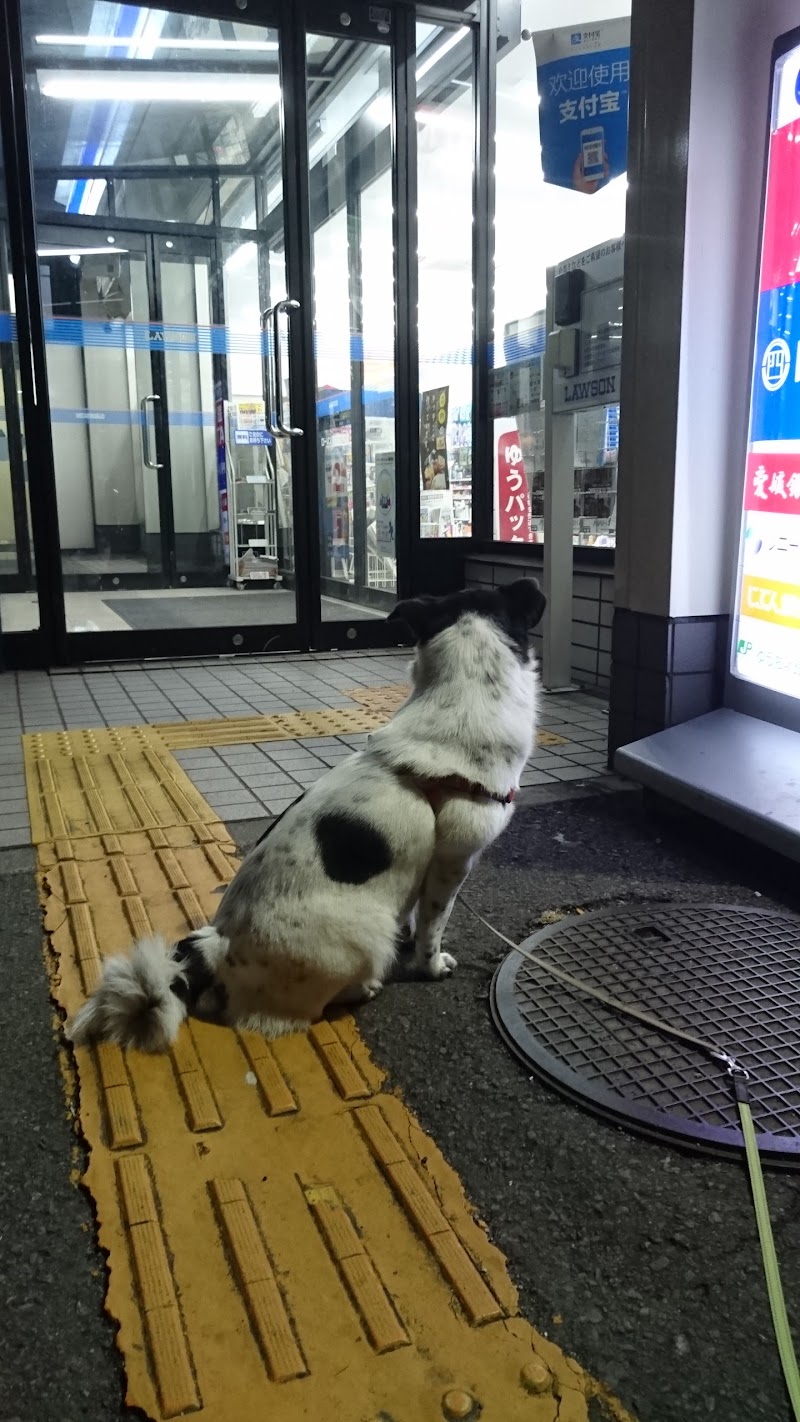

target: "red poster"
[497,429,532,541]
[761,119,800,292]
[743,450,800,514]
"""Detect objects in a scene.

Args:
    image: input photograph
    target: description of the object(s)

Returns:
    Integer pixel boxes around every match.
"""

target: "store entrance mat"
[35,737,628,1422]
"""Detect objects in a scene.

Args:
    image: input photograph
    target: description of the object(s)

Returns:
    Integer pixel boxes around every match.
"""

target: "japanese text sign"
[733,36,800,697]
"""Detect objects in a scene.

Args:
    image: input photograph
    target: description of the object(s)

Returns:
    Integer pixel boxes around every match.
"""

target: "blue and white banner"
[749,283,800,444]
[534,18,630,194]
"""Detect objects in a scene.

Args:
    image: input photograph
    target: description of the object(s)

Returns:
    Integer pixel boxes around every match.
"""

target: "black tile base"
[609,610,729,755]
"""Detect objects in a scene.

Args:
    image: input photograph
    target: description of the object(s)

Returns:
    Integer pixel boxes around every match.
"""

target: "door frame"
[0,0,484,668]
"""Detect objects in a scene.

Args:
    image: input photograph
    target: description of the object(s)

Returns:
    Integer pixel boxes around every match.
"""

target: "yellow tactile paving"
[23,729,216,844]
[157,706,389,749]
[76,685,565,752]
[34,727,630,1422]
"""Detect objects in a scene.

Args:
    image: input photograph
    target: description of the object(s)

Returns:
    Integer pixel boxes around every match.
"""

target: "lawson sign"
[552,365,619,413]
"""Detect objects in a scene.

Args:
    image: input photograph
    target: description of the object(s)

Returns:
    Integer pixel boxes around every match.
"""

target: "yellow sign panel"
[740,574,800,630]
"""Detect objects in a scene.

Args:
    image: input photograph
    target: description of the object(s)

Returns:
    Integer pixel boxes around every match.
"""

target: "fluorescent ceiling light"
[38,71,280,103]
[37,247,129,256]
[35,33,278,52]
[416,27,469,81]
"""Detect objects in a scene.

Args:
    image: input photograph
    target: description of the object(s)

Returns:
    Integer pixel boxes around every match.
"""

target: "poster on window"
[497,429,533,542]
[534,19,630,194]
[375,452,396,554]
[420,387,450,490]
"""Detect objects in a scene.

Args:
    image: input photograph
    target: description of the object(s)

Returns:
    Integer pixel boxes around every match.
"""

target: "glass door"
[305,25,398,636]
[20,2,304,654]
[9,0,424,663]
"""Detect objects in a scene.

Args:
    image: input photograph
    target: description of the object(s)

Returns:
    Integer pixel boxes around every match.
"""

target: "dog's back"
[67,579,545,1050]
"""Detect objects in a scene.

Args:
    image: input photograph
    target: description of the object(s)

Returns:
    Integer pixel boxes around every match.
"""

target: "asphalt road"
[2,788,799,1422]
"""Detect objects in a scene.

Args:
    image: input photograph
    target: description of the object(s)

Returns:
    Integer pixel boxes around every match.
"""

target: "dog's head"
[387,579,546,662]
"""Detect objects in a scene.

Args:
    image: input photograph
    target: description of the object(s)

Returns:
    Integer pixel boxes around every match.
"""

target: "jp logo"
[761,338,792,391]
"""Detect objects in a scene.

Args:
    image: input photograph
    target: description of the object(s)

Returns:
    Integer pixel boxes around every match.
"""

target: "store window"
[416,21,474,540]
[493,2,630,548]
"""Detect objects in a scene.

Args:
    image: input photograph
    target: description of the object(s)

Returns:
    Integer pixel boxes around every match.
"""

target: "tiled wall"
[464,554,614,692]
[608,610,728,754]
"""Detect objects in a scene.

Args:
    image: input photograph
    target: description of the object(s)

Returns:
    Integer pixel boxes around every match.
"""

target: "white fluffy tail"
[67,935,188,1053]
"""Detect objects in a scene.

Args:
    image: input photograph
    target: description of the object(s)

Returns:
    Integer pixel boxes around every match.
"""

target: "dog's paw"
[361,978,384,1001]
[420,951,457,980]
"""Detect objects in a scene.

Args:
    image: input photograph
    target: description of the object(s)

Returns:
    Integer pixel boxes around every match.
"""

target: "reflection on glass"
[416,22,474,540]
[308,33,396,614]
[0,210,38,632]
[115,178,214,225]
[492,5,630,547]
[21,4,299,634]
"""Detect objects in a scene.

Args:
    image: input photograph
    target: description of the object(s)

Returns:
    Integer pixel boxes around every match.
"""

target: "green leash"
[733,1070,800,1419]
[465,901,800,1417]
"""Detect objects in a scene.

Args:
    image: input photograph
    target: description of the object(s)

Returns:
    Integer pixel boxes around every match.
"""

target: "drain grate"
[490,905,800,1166]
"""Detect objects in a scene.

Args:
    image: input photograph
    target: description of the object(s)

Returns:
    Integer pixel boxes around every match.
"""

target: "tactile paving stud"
[520,1358,553,1394]
[442,1388,478,1419]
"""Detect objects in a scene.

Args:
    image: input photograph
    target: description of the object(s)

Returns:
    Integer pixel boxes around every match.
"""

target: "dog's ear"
[501,578,547,629]
[387,596,435,642]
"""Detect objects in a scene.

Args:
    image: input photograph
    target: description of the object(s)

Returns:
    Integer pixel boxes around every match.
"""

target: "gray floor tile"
[216,800,266,821]
[289,768,328,785]
[242,771,297,790]
[206,792,261,812]
[519,769,557,786]
[264,795,303,815]
[567,748,609,768]
[548,764,602,782]
[191,771,245,790]
[0,827,31,847]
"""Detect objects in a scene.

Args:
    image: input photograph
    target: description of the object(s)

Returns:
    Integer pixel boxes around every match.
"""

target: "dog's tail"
[66,927,227,1054]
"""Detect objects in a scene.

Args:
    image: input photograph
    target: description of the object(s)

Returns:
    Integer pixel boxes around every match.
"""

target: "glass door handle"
[260,305,280,437]
[139,394,163,469]
[272,299,303,437]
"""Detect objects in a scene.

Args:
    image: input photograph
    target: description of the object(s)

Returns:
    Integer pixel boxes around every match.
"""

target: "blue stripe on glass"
[50,407,214,426]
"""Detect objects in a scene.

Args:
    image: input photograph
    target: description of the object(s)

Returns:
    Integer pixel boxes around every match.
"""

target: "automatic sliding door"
[20,2,302,652]
[0,218,37,633]
[37,230,158,610]
[155,237,220,585]
[306,30,397,628]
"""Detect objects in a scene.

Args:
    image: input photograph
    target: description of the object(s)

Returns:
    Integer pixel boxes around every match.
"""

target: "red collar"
[403,771,517,809]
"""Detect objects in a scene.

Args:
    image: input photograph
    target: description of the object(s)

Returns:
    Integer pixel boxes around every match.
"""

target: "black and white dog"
[67,579,545,1053]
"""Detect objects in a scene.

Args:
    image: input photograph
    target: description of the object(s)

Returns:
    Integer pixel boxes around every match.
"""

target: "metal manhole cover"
[490,905,800,1166]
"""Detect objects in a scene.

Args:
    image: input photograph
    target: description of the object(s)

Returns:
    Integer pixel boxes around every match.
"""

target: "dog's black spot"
[388,579,546,663]
[171,933,216,1006]
[195,981,227,1019]
[430,900,444,913]
[315,811,393,884]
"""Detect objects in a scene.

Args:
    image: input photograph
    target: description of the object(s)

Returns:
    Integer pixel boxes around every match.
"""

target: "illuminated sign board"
[733,37,800,696]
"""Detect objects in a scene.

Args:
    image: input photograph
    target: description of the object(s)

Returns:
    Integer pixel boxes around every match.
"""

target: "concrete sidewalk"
[0,655,798,1422]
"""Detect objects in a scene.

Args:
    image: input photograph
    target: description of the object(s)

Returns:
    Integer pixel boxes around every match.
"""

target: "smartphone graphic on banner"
[581,126,605,181]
